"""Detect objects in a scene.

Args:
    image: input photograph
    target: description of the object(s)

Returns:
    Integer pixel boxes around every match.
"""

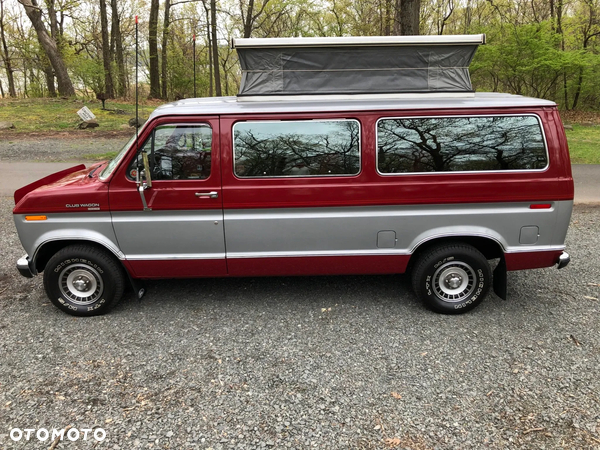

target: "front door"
[108,117,226,278]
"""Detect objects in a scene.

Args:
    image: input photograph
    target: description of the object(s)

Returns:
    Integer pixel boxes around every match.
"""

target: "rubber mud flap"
[493,256,507,300]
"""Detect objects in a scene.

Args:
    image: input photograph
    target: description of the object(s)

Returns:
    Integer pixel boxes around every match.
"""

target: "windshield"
[99,134,139,180]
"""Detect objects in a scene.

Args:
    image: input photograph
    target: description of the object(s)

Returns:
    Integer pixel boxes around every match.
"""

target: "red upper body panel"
[219,107,573,210]
[13,106,573,214]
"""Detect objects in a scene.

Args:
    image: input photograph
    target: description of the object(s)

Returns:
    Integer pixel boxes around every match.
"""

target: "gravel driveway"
[0,133,129,162]
[1,133,599,449]
[1,191,599,449]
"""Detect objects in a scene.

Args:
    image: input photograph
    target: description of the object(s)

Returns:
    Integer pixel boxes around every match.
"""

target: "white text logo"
[9,427,106,442]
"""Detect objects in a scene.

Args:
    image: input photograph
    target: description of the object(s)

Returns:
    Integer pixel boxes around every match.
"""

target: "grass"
[1,98,599,164]
[565,125,600,165]
[83,151,120,160]
[0,97,156,133]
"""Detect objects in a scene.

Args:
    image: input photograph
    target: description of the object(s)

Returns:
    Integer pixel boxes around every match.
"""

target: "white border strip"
[121,246,566,261]
[232,35,486,49]
[237,92,476,103]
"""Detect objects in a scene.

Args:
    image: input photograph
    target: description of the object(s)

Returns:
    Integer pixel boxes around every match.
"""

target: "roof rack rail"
[232,34,485,98]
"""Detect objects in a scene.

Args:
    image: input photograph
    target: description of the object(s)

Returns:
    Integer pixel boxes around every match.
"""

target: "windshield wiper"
[88,165,101,178]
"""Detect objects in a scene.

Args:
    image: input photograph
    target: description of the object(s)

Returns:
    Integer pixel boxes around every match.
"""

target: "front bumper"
[17,255,34,278]
[557,252,570,269]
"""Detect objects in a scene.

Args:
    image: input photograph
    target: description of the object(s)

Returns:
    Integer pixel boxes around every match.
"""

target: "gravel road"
[0,133,129,162]
[1,133,599,449]
[0,194,599,449]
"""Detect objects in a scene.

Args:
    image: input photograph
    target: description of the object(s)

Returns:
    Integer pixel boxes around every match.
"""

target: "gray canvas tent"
[232,35,485,97]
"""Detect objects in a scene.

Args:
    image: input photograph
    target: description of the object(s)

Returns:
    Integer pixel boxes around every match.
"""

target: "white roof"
[232,34,486,48]
[148,93,556,120]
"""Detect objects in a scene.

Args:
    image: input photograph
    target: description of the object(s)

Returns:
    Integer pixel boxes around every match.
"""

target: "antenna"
[134,14,152,194]
[135,15,139,152]
[193,32,196,98]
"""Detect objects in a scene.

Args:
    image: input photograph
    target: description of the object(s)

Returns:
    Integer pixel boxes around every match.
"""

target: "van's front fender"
[13,213,124,273]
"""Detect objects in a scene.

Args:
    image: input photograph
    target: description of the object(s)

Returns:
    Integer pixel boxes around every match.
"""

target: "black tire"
[411,243,491,314]
[43,245,125,316]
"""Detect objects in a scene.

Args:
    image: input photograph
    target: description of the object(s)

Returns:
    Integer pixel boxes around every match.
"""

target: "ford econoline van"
[13,35,573,316]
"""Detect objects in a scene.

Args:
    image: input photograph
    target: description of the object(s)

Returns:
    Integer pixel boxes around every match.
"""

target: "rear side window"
[233,120,360,177]
[377,115,548,174]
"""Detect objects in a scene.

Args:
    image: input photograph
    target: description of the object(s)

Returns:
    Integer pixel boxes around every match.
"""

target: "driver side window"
[128,124,212,180]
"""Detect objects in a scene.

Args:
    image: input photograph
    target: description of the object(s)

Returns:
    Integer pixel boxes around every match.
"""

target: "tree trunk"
[571,68,583,110]
[110,0,127,97]
[241,0,272,38]
[46,0,58,38]
[242,0,254,38]
[161,0,171,99]
[203,1,213,96]
[19,0,75,96]
[44,64,56,97]
[556,0,568,108]
[556,0,563,35]
[23,66,28,96]
[0,0,17,97]
[384,0,393,36]
[148,0,160,98]
[463,0,472,33]
[210,0,221,96]
[99,0,114,98]
[397,0,420,35]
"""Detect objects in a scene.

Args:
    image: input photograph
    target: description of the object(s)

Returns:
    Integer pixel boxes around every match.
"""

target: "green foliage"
[70,54,105,96]
[469,19,600,110]
[473,23,575,100]
[165,29,196,99]
[566,51,600,109]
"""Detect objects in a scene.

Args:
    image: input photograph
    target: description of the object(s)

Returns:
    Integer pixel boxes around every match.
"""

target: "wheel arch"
[33,239,126,275]
[408,235,505,272]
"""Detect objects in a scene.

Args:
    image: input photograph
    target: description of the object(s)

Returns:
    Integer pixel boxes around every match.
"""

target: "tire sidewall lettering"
[87,299,106,312]
[54,259,103,274]
[433,256,454,270]
[44,246,122,316]
[53,258,106,310]
[415,247,491,313]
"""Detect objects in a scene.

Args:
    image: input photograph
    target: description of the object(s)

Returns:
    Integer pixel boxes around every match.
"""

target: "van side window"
[128,124,212,180]
[377,115,548,174]
[233,120,360,177]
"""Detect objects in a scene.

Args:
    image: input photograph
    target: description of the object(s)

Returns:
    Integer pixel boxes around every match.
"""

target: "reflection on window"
[128,124,212,180]
[233,120,360,177]
[377,116,547,174]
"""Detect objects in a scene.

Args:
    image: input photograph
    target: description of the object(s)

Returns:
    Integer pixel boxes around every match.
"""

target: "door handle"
[195,191,218,199]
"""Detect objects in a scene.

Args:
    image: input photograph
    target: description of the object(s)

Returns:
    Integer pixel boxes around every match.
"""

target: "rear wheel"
[43,245,125,316]
[411,243,491,314]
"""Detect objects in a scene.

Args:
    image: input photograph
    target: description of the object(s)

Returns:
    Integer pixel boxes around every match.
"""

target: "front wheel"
[411,243,491,314]
[43,245,125,316]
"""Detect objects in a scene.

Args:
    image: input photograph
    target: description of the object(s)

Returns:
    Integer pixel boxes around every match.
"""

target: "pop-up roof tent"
[231,35,485,98]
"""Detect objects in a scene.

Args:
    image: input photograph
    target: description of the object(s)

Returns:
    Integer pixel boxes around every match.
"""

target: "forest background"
[1,0,599,112]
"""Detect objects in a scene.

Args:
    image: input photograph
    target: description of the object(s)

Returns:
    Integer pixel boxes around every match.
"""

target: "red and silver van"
[13,35,573,316]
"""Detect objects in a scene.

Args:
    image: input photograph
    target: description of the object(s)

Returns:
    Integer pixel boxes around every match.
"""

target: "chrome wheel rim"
[432,261,476,303]
[59,264,103,305]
